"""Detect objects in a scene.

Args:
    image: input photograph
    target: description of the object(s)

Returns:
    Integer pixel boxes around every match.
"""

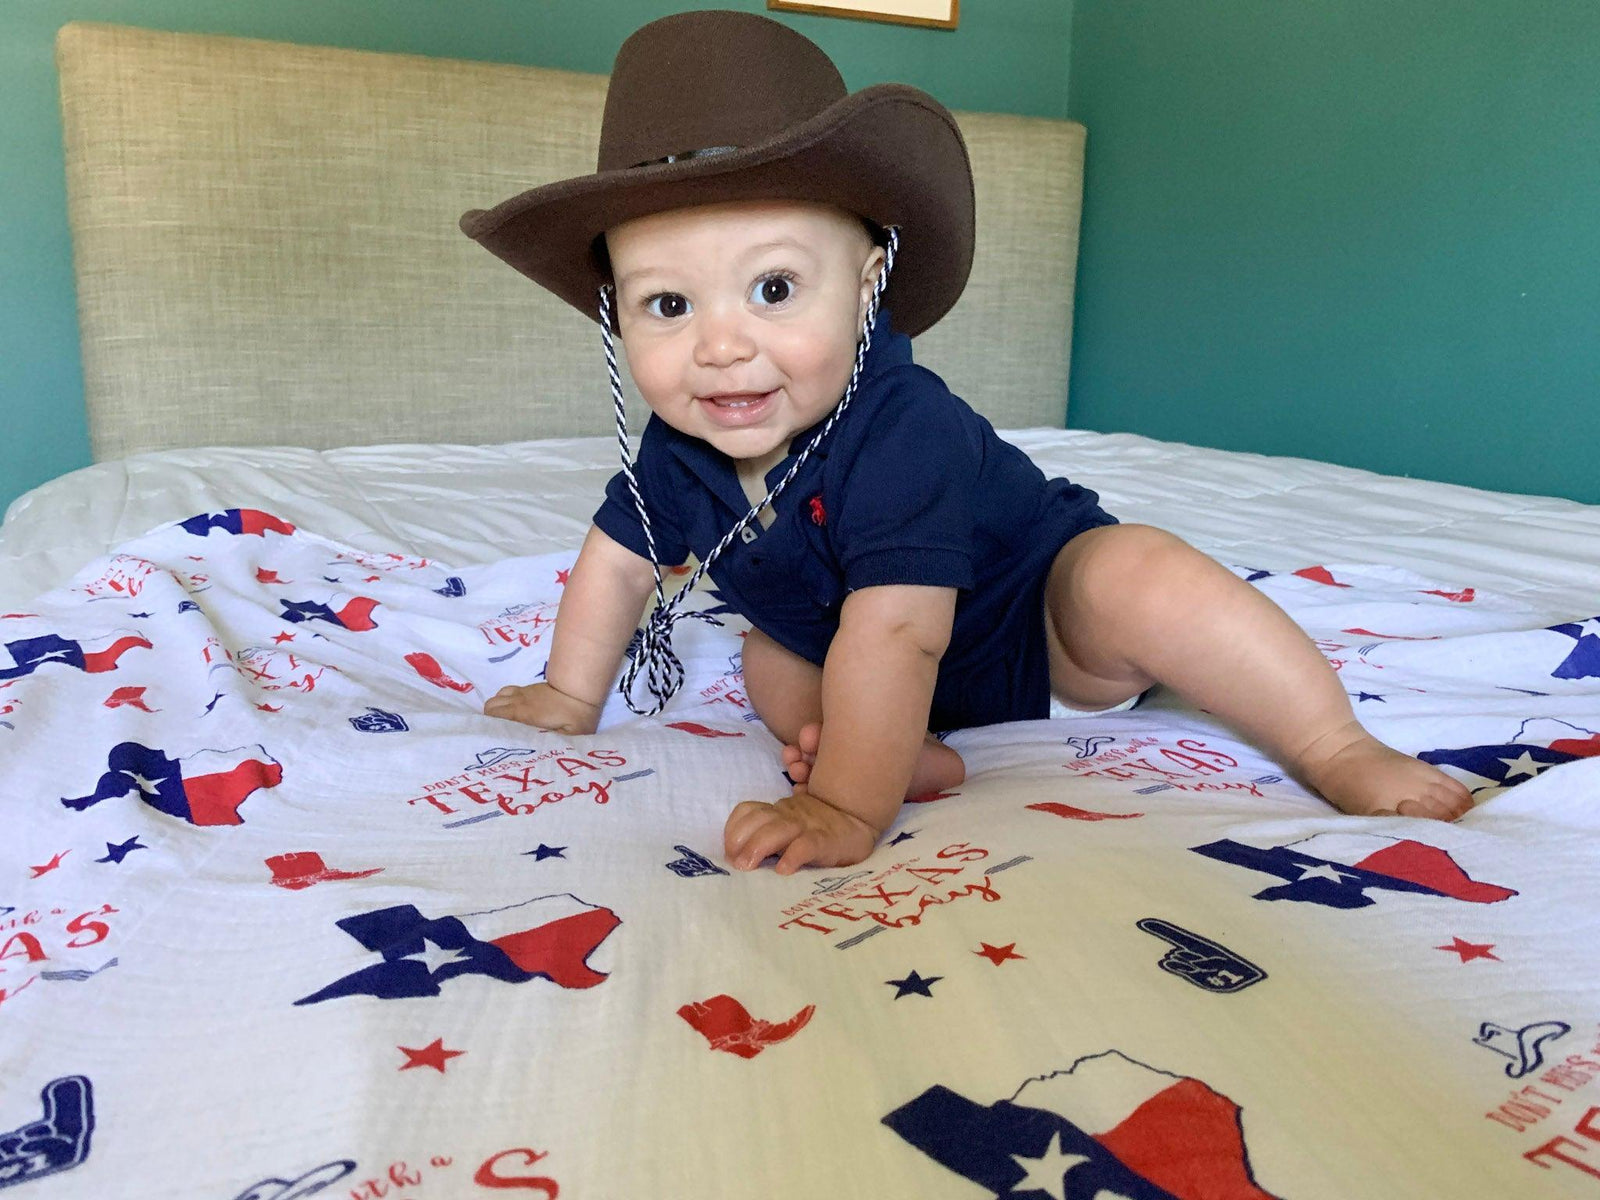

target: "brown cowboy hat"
[458,9,974,338]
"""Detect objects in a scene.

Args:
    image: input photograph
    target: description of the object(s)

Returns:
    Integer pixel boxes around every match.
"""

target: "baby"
[460,11,1471,875]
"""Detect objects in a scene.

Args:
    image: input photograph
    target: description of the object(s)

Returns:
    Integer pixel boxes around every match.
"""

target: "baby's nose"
[694,313,757,367]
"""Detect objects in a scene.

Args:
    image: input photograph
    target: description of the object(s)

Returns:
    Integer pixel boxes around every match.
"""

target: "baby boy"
[460,11,1471,875]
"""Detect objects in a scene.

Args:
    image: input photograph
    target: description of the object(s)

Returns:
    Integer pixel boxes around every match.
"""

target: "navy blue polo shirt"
[592,311,1117,730]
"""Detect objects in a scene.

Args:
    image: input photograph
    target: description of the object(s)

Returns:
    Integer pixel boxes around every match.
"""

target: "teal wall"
[1068,1,1600,503]
[0,0,1072,515]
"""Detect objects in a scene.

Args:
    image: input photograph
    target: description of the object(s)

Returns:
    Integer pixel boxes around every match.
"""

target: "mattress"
[2,429,1598,1199]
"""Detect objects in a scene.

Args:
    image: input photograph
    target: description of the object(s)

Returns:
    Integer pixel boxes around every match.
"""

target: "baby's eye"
[750,273,795,307]
[645,293,690,319]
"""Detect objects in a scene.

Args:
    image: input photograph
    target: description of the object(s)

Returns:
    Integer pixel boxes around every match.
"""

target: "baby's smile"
[696,389,781,427]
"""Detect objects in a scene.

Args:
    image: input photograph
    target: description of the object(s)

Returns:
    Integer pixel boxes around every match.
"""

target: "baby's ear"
[858,245,888,319]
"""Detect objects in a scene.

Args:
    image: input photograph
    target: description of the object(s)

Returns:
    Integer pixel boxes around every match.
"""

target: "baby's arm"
[485,525,657,734]
[724,584,956,873]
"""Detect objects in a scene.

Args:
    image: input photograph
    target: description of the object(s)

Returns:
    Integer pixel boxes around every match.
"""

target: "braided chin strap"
[599,224,901,716]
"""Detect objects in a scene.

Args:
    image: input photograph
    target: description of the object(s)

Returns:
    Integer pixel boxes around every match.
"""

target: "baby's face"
[607,200,885,472]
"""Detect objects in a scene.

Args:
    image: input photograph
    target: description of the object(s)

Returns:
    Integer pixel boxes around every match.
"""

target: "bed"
[4,21,1598,1200]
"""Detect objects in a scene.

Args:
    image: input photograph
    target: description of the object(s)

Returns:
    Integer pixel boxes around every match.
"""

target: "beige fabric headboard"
[56,22,1084,461]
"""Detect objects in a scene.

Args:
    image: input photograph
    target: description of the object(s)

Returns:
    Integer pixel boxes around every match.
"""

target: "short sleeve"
[591,417,691,567]
[831,370,978,593]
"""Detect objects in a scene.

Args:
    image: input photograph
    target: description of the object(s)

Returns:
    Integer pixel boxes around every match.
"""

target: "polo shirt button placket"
[739,526,758,544]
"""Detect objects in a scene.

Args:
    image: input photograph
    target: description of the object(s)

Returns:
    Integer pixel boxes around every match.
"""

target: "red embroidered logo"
[808,495,826,526]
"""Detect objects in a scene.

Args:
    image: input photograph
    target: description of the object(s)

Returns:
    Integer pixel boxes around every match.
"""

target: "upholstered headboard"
[55,21,1084,461]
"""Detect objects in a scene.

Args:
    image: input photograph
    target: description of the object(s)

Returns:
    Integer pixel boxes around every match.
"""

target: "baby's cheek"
[624,349,682,413]
[781,330,856,400]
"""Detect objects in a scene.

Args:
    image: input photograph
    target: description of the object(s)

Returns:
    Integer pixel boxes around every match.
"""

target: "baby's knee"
[1049,523,1195,616]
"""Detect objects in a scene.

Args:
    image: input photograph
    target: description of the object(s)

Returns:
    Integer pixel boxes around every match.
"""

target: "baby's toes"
[1395,788,1466,822]
[1423,780,1474,821]
[1439,785,1474,821]
[779,743,813,784]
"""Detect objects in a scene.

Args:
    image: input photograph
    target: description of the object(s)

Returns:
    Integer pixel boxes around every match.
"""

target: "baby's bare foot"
[781,722,965,799]
[1295,720,1473,820]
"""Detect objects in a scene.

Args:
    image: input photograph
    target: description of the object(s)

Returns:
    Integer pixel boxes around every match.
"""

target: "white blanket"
[3,499,1599,1199]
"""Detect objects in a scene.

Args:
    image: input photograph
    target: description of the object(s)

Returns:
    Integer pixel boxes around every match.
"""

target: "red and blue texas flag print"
[1,631,149,680]
[178,509,295,538]
[279,594,380,631]
[1417,717,1600,794]
[1192,833,1515,909]
[60,742,282,826]
[883,1050,1280,1199]
[295,893,620,1006]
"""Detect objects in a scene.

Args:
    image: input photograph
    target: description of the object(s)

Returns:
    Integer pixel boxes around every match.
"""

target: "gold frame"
[767,0,959,32]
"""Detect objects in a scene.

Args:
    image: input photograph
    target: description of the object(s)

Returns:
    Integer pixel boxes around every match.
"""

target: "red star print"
[976,942,1025,966]
[364,575,381,583]
[272,631,296,644]
[29,850,70,878]
[1436,937,1499,963]
[398,1038,464,1073]
[555,569,571,585]
[255,703,282,713]
[256,568,283,584]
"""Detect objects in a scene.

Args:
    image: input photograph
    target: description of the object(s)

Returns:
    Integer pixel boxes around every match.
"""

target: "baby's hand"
[484,682,600,735]
[724,788,880,875]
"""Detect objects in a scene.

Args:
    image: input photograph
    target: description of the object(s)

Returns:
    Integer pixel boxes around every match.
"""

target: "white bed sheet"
[5,430,1597,617]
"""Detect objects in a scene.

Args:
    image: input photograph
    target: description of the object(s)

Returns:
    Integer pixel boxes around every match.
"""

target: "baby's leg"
[741,627,963,798]
[1042,525,1472,819]
[740,626,824,745]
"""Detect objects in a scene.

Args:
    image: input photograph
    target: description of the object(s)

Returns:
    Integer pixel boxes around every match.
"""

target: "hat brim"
[459,84,974,339]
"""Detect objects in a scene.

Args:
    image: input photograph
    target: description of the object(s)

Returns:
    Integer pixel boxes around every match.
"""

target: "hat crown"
[598,11,847,173]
